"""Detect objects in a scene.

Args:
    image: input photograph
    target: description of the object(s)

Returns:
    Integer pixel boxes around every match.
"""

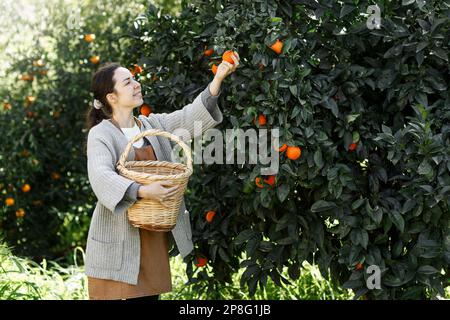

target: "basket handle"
[117,129,193,171]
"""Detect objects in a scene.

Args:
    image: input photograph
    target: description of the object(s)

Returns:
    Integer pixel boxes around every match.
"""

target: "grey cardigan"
[85,83,223,285]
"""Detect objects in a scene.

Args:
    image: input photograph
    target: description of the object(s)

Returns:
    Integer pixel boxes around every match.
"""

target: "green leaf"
[388,210,405,232]
[402,0,416,5]
[234,229,255,245]
[417,265,439,274]
[311,200,337,212]
[276,183,290,202]
[314,148,324,169]
[432,48,448,62]
[418,160,432,176]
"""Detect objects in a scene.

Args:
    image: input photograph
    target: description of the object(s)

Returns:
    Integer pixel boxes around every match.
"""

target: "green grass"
[2,241,447,300]
[0,241,353,300]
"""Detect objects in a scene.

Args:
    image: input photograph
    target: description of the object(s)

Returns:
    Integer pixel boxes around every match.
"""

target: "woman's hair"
[83,62,121,156]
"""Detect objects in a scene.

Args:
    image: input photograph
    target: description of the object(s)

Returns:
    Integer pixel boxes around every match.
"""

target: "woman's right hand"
[137,181,180,204]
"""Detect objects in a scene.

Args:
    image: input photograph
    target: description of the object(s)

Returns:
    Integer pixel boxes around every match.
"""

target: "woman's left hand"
[215,52,240,81]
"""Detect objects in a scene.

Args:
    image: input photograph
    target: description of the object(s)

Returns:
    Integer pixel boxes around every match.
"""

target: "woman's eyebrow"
[122,77,130,82]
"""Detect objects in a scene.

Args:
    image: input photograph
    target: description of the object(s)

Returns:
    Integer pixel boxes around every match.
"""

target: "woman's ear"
[106,92,116,106]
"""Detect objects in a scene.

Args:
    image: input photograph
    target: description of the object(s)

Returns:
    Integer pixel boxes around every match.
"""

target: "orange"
[25,96,36,105]
[286,146,301,160]
[21,149,30,157]
[222,50,237,64]
[269,39,283,55]
[5,198,14,206]
[22,184,31,193]
[51,172,61,180]
[205,210,216,223]
[253,114,267,126]
[16,208,25,218]
[349,142,357,152]
[140,104,151,117]
[84,34,95,42]
[211,63,218,75]
[204,47,214,57]
[195,256,207,267]
[255,177,264,188]
[33,59,45,67]
[133,64,143,75]
[355,263,363,270]
[263,175,276,187]
[3,102,11,110]
[90,55,100,64]
[21,74,34,81]
[279,143,288,153]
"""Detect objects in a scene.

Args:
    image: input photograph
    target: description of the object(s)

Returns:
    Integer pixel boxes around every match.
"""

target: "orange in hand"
[222,50,237,65]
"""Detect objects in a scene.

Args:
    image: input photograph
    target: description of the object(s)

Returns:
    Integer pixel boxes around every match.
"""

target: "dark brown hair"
[83,62,121,155]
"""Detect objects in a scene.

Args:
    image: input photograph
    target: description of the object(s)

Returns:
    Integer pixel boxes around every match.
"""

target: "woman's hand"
[137,181,180,204]
[215,52,240,81]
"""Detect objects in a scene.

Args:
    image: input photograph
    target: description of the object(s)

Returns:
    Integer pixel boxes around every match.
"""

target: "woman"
[84,53,240,300]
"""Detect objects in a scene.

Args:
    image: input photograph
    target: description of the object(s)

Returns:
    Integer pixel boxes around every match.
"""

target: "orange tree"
[123,0,449,299]
[0,0,146,262]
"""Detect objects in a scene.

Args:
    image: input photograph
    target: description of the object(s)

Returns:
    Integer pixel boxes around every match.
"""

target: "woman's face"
[108,67,143,109]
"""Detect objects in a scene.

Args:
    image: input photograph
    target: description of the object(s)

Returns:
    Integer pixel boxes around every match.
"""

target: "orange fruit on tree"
[84,34,95,42]
[21,149,30,157]
[286,146,301,160]
[90,55,100,64]
[51,172,61,180]
[255,177,264,188]
[222,50,237,64]
[355,263,364,270]
[32,59,45,67]
[253,114,267,126]
[5,198,14,206]
[140,104,151,117]
[16,208,25,218]
[25,96,36,104]
[205,210,216,223]
[22,184,31,193]
[131,64,143,76]
[21,74,34,81]
[279,143,288,153]
[195,256,208,267]
[348,142,358,152]
[204,47,214,57]
[269,39,283,55]
[263,175,276,187]
[211,63,218,75]
[3,102,11,110]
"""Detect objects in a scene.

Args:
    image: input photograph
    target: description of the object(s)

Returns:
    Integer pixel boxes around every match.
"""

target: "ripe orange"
[355,263,364,270]
[51,172,61,180]
[5,198,14,206]
[279,143,288,153]
[26,96,36,104]
[33,59,45,67]
[195,256,207,267]
[204,47,214,57]
[133,64,143,75]
[222,50,237,64]
[349,142,358,152]
[263,175,276,187]
[21,149,30,157]
[255,177,264,188]
[3,102,11,110]
[21,74,34,81]
[84,34,95,42]
[211,63,218,75]
[90,55,100,64]
[205,210,216,223]
[286,146,301,160]
[253,114,267,126]
[22,184,31,193]
[140,104,151,117]
[16,208,25,218]
[269,39,283,55]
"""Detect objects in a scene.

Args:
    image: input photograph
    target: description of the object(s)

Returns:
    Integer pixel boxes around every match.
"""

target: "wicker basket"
[116,129,193,232]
